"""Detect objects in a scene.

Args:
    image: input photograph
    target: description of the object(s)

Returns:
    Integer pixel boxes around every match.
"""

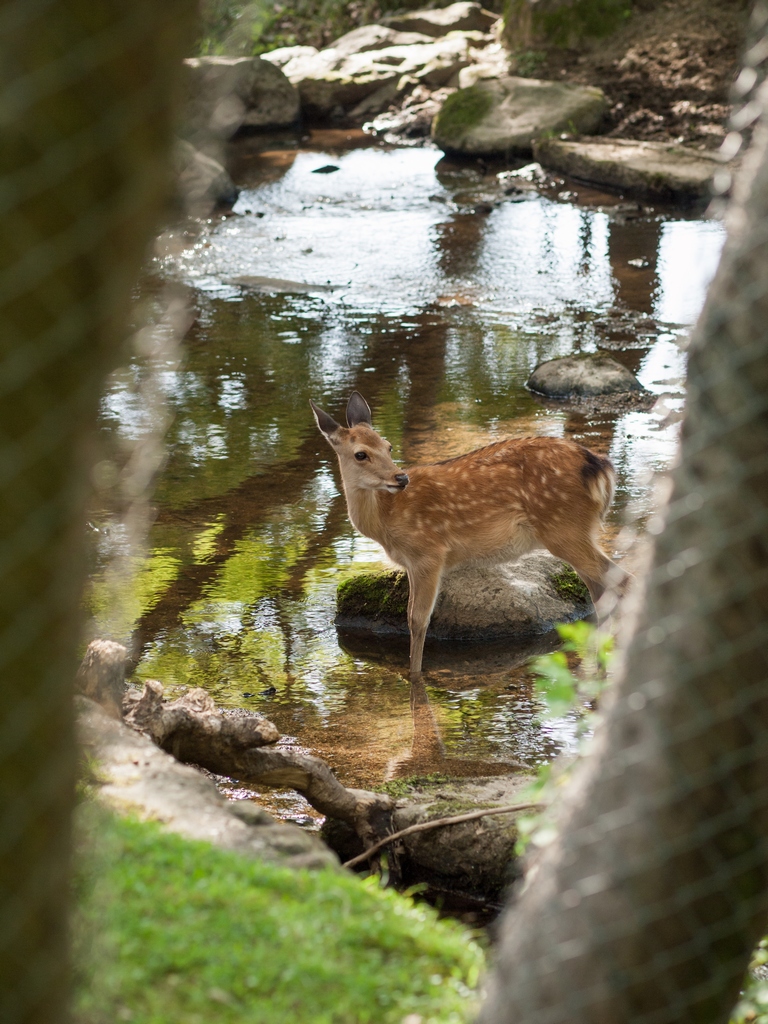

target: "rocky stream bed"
[83,3,734,915]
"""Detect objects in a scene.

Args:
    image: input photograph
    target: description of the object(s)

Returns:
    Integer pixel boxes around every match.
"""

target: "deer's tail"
[580,448,616,521]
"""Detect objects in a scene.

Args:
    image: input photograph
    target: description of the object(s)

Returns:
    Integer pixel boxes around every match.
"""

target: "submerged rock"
[175,139,239,217]
[182,56,299,142]
[533,136,727,204]
[336,553,592,640]
[432,76,607,156]
[527,353,646,399]
[381,1,498,37]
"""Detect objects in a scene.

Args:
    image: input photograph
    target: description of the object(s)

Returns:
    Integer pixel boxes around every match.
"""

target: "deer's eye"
[388,445,393,453]
[354,451,368,461]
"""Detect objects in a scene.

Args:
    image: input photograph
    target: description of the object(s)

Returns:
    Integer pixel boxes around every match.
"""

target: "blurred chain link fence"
[2,1,768,1024]
[0,2,195,1021]
[481,3,768,1022]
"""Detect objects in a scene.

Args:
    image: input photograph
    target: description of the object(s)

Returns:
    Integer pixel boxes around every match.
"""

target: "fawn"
[311,392,629,677]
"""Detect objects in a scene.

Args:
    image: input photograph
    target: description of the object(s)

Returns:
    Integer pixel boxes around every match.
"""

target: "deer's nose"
[395,473,409,488]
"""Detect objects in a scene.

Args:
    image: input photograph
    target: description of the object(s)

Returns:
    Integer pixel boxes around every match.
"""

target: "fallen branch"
[343,801,545,870]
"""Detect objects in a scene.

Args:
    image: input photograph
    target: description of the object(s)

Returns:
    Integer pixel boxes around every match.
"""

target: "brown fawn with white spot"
[311,392,629,677]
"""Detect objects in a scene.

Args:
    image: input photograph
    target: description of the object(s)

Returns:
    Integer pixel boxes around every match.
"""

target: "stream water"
[88,129,725,826]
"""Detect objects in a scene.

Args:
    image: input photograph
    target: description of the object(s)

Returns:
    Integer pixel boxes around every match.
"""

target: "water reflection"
[89,134,726,813]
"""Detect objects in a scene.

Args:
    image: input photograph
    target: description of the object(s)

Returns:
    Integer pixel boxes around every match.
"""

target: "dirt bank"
[525,0,748,149]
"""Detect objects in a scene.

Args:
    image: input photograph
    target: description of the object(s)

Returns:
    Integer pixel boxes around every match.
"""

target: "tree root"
[343,801,544,870]
[77,639,394,854]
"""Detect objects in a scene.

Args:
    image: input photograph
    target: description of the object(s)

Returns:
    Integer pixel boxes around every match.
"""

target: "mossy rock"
[336,554,594,639]
[337,570,409,631]
[431,76,607,157]
[431,85,495,146]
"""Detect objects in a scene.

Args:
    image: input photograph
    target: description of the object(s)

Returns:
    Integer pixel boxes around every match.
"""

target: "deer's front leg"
[406,561,443,678]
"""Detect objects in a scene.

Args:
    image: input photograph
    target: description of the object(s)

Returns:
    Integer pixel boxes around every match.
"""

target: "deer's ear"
[346,392,372,428]
[310,399,341,438]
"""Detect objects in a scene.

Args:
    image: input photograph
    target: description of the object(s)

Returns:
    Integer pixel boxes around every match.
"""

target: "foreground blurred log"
[0,3,197,1020]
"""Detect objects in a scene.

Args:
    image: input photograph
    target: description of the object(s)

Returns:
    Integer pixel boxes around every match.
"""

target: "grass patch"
[73,808,484,1024]
[432,86,495,146]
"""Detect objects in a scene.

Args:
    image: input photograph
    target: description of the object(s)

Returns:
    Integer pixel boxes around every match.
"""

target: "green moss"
[337,570,409,622]
[433,86,494,145]
[550,565,590,603]
[74,808,485,1023]
[374,774,453,799]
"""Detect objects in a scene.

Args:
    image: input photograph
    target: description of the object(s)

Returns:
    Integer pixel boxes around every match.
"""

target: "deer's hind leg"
[541,533,630,613]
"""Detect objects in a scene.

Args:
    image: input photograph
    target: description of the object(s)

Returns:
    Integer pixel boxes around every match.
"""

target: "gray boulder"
[382,1,498,37]
[534,136,728,204]
[175,139,239,217]
[182,56,299,142]
[527,353,646,399]
[336,552,592,640]
[432,76,607,156]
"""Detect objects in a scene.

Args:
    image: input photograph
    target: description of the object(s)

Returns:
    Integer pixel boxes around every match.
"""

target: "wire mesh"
[2,1,767,1023]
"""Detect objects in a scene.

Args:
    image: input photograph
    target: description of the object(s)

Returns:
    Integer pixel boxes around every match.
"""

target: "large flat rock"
[78,697,338,871]
[533,136,726,203]
[336,552,592,640]
[432,76,607,156]
[182,56,299,141]
[281,35,474,117]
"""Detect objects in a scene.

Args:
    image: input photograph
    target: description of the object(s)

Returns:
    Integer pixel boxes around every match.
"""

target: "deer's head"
[310,392,409,493]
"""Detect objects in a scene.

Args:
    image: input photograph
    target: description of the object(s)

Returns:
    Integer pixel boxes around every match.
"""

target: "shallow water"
[89,130,725,824]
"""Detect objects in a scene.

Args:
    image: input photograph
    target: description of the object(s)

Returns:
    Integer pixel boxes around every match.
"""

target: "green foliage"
[197,0,485,56]
[433,86,494,145]
[514,49,546,77]
[730,938,768,1023]
[532,620,612,720]
[73,809,485,1024]
[514,622,613,854]
[537,0,631,44]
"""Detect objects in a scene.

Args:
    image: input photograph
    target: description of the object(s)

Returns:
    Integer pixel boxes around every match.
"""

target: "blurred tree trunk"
[0,2,195,1021]
[479,92,768,1024]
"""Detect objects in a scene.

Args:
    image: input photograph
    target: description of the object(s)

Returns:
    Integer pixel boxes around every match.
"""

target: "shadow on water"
[89,130,726,821]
